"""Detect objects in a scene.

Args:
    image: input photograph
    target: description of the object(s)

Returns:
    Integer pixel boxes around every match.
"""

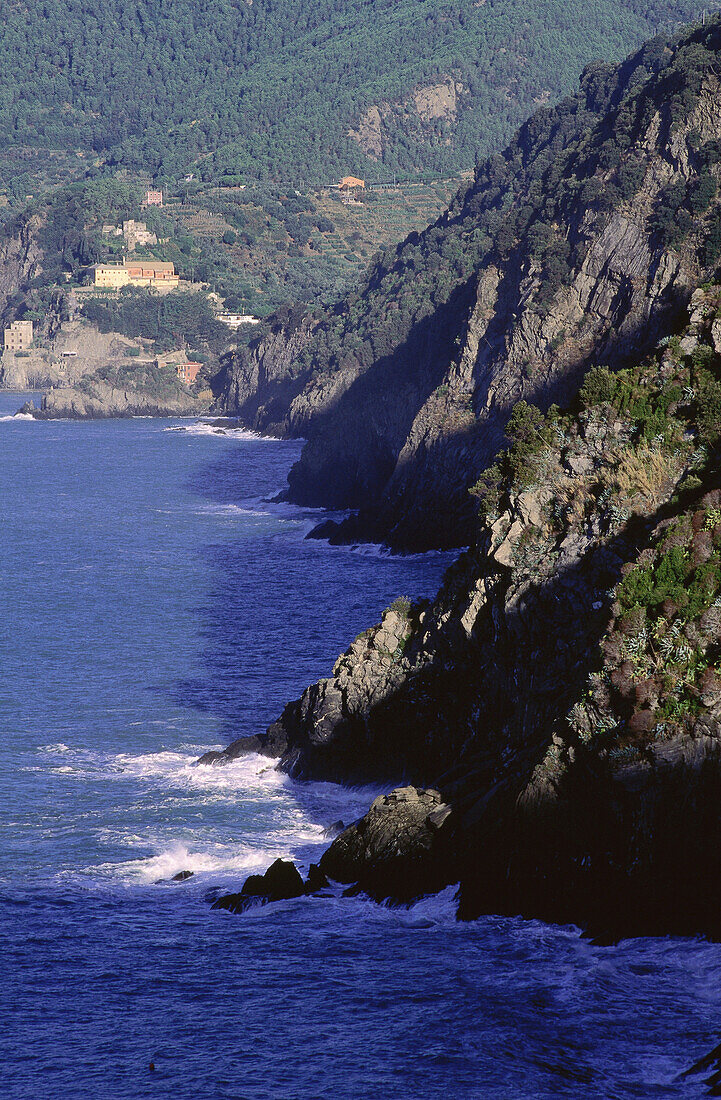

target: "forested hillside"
[0,0,707,190]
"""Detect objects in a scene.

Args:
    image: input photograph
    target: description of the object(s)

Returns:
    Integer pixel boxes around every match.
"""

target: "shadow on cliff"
[289,260,689,552]
[284,277,479,510]
[280,469,721,939]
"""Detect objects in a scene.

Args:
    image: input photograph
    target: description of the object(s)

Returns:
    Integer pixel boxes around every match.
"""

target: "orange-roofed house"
[176,360,202,385]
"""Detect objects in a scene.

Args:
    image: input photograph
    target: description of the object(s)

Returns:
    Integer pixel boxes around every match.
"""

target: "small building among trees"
[155,350,202,384]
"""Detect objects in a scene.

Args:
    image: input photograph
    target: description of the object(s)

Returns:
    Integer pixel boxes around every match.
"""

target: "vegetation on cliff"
[34,358,210,419]
[15,173,458,320]
[208,271,721,937]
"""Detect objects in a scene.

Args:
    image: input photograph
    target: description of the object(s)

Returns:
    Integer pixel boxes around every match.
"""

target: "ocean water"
[2,392,720,1100]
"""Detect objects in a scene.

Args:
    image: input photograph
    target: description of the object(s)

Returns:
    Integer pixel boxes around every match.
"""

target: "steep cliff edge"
[0,213,44,320]
[217,21,721,550]
[212,307,318,436]
[206,284,721,937]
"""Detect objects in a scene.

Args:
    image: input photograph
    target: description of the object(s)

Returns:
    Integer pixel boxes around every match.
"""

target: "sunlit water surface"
[1,393,719,1099]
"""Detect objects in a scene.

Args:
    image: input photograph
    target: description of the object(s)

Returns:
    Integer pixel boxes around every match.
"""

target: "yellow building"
[93,260,179,291]
[94,264,131,289]
[4,319,34,351]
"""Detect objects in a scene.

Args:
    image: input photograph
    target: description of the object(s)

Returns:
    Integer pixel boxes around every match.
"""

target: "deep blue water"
[2,392,721,1099]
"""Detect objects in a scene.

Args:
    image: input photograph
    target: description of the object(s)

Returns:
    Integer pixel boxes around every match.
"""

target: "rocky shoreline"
[202,281,721,943]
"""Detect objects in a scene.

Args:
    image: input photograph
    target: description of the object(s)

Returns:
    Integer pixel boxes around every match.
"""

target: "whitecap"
[52,746,384,887]
[194,503,272,519]
[93,840,289,885]
[162,420,284,441]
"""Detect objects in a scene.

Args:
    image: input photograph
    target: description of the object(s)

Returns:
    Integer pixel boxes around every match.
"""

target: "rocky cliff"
[0,213,44,321]
[217,20,721,550]
[206,282,721,938]
[32,359,209,419]
[0,319,152,392]
[212,306,318,435]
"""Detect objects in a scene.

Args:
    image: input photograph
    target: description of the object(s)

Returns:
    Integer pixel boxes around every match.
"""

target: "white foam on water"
[0,412,35,422]
[113,748,287,790]
[307,537,462,564]
[93,839,289,885]
[37,742,383,886]
[194,503,277,519]
[190,497,348,540]
[163,420,283,441]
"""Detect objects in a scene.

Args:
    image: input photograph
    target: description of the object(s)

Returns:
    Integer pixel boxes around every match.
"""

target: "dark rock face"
[455,724,721,941]
[212,307,318,434]
[211,858,305,915]
[196,723,289,767]
[320,786,453,902]
[208,283,721,938]
[0,213,43,321]
[202,604,425,783]
[201,25,721,937]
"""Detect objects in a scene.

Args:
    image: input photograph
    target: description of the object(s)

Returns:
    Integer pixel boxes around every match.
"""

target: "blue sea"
[2,391,721,1099]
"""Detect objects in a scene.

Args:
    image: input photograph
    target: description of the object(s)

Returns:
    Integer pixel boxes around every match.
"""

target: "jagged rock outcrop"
[212,307,318,435]
[347,78,464,161]
[34,363,208,419]
[215,21,721,550]
[319,786,452,901]
[211,858,306,915]
[0,213,43,320]
[208,284,721,937]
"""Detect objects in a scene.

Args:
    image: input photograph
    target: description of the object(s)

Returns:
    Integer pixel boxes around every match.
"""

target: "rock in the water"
[304,863,329,893]
[172,870,194,882]
[322,820,345,838]
[195,723,289,766]
[211,858,305,914]
[319,786,453,902]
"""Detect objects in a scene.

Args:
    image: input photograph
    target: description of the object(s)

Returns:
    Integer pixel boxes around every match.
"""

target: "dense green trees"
[0,0,706,186]
[83,290,228,354]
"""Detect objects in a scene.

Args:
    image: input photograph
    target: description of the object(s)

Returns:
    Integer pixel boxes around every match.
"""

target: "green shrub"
[579,366,617,407]
[387,596,412,619]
